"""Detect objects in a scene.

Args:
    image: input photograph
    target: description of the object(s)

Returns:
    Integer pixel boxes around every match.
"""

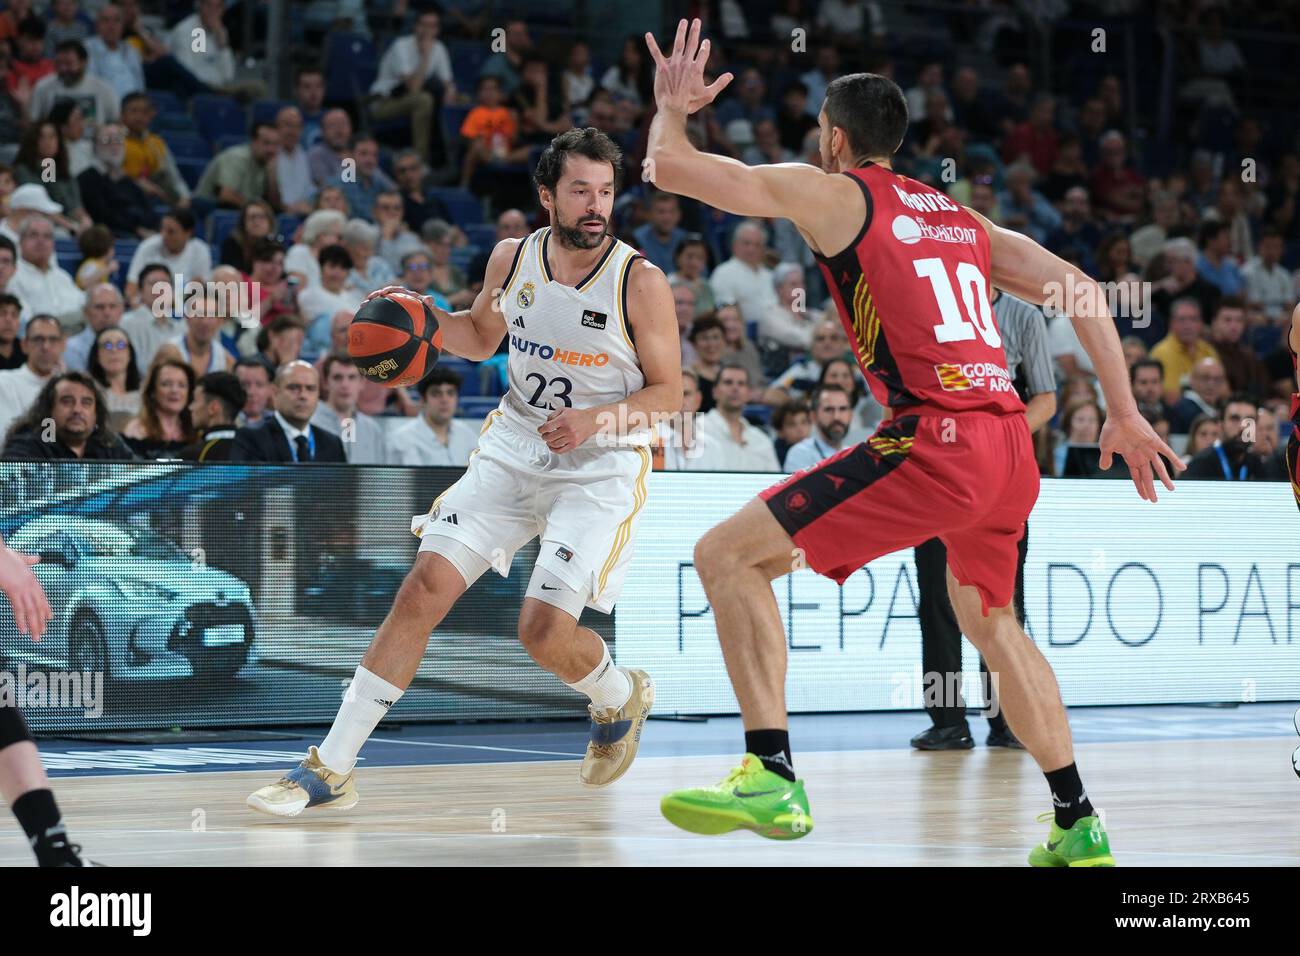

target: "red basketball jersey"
[815,163,1024,416]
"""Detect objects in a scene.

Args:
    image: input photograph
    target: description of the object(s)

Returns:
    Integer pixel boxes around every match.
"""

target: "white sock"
[317,665,404,773]
[565,642,631,711]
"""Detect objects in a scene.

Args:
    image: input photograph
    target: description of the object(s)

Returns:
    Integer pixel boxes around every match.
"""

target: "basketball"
[348,291,444,388]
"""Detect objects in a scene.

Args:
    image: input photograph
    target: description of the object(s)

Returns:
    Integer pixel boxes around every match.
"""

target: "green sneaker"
[1027,812,1115,867]
[660,754,813,840]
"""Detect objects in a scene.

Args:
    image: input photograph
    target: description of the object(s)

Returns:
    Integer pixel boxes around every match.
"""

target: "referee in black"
[909,290,1057,750]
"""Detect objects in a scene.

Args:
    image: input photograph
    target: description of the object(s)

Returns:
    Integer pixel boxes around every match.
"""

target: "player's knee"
[694,526,737,580]
[516,608,571,658]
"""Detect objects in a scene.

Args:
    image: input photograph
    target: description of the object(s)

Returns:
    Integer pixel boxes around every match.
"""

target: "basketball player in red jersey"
[645,20,1182,863]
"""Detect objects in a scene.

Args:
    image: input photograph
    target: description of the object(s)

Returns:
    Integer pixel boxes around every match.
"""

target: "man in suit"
[232,360,346,463]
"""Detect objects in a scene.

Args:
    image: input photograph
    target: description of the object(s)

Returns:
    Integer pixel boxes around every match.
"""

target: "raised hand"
[645,18,734,116]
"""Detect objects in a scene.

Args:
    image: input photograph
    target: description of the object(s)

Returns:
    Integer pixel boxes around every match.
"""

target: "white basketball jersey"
[496,227,649,447]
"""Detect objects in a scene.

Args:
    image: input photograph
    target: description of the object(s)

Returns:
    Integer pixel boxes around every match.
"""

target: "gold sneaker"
[581,668,653,788]
[246,746,359,817]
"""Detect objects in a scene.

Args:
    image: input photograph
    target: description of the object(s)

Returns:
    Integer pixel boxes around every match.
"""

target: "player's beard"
[553,212,608,250]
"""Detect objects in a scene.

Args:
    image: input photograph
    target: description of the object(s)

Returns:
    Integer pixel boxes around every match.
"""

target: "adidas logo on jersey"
[513,316,526,328]
[441,513,459,524]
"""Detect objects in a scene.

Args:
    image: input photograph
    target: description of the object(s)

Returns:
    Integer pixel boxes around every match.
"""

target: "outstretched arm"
[644,19,852,250]
[0,535,51,639]
[969,208,1184,500]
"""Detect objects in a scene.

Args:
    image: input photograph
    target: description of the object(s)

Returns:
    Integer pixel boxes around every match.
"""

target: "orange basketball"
[348,291,444,388]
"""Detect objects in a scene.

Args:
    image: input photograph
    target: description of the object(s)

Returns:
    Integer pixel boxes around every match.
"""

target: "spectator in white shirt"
[386,368,479,466]
[300,245,364,357]
[64,282,124,372]
[695,360,780,472]
[561,41,595,117]
[784,383,853,472]
[285,209,346,290]
[167,0,236,92]
[9,216,85,329]
[343,218,396,295]
[709,219,777,326]
[274,106,315,216]
[310,353,388,464]
[124,207,209,304]
[120,261,181,373]
[28,40,119,129]
[369,8,454,167]
[84,3,144,101]
[0,314,66,444]
[660,368,722,470]
[759,262,817,352]
[1239,226,1294,323]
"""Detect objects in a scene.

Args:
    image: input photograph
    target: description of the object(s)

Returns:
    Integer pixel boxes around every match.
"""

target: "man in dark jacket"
[1,371,136,460]
[1183,394,1269,481]
[181,371,245,462]
[231,360,346,462]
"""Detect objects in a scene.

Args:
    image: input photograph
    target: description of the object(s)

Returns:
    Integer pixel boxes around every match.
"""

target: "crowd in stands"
[0,0,1296,483]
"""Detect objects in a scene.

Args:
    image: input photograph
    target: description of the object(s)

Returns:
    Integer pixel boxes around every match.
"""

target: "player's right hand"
[0,544,52,639]
[1100,409,1184,503]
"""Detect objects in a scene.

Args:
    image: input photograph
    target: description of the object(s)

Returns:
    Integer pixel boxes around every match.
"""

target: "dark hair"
[121,91,152,112]
[1213,295,1245,317]
[78,224,113,260]
[419,367,464,396]
[318,243,353,270]
[1220,392,1257,417]
[533,127,624,195]
[17,15,46,40]
[5,370,115,447]
[0,236,14,261]
[772,398,810,431]
[674,235,712,272]
[1129,357,1164,383]
[231,199,276,262]
[195,371,246,422]
[816,356,861,403]
[1259,225,1282,242]
[320,352,357,383]
[87,326,141,392]
[257,314,306,356]
[296,66,324,84]
[0,293,19,313]
[250,237,285,263]
[1198,219,1228,246]
[137,261,172,290]
[54,39,89,60]
[17,120,69,180]
[716,357,751,385]
[823,73,909,160]
[688,315,725,342]
[164,207,196,233]
[23,314,62,339]
[47,99,81,131]
[135,357,195,443]
[235,354,274,381]
[251,121,278,140]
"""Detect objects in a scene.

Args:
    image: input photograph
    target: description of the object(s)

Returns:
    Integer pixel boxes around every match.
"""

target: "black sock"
[744,729,795,782]
[1044,763,1095,829]
[12,789,79,866]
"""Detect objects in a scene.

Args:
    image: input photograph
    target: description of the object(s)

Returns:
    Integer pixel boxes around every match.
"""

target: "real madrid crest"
[517,281,535,309]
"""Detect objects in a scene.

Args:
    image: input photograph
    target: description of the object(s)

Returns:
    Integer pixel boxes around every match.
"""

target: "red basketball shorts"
[761,409,1040,615]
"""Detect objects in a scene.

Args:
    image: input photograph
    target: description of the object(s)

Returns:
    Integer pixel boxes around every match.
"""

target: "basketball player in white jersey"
[247,128,681,816]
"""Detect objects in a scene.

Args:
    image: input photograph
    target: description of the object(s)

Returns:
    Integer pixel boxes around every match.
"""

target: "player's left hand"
[1100,409,1185,502]
[645,18,733,116]
[538,407,599,453]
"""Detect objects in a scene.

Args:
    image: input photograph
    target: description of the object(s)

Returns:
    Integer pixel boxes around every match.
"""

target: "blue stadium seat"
[55,238,80,262]
[324,32,379,102]
[743,404,772,426]
[437,357,479,396]
[206,209,240,248]
[463,222,495,252]
[250,98,291,126]
[154,110,195,133]
[449,248,476,272]
[190,93,247,145]
[163,132,211,160]
[442,103,472,141]
[276,214,303,242]
[175,157,208,191]
[147,89,183,114]
[446,39,490,80]
[428,187,484,228]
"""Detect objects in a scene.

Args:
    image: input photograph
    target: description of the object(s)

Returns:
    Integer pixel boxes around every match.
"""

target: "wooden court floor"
[1,738,1296,865]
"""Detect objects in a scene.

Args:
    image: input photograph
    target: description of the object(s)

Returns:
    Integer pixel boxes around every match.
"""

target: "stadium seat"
[449,248,476,272]
[163,133,211,161]
[324,32,379,103]
[147,89,183,114]
[428,187,485,228]
[437,357,479,396]
[463,223,496,252]
[206,210,241,249]
[458,396,501,419]
[190,94,248,145]
[250,99,292,126]
[276,214,303,242]
[153,110,195,133]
